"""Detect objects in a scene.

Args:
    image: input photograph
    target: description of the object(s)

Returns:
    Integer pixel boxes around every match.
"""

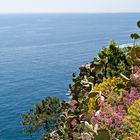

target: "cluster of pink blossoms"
[88,66,140,139]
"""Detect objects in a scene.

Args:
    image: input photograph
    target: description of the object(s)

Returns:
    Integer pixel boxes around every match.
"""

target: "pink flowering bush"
[88,66,140,140]
[123,87,140,107]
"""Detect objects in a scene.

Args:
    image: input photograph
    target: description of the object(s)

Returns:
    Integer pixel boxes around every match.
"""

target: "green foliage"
[44,41,130,140]
[94,130,110,140]
[126,21,140,66]
[21,96,66,138]
[47,98,90,140]
[69,40,130,101]
[126,46,140,66]
[21,41,132,139]
[130,33,139,40]
[96,40,129,77]
[130,20,140,46]
[137,20,140,28]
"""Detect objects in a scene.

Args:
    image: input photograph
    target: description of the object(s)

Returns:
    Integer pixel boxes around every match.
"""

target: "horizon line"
[0,11,140,14]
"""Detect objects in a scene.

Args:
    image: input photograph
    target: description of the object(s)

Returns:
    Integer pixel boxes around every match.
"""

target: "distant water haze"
[0,0,140,13]
[0,13,139,139]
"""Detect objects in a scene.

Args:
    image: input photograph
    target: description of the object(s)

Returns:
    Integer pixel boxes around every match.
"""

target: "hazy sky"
[0,0,140,13]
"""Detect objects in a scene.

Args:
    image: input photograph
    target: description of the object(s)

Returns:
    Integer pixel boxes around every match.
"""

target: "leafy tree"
[21,96,67,139]
[130,20,140,46]
[126,20,140,67]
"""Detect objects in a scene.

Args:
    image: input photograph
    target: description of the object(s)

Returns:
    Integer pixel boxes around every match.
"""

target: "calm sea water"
[0,13,139,140]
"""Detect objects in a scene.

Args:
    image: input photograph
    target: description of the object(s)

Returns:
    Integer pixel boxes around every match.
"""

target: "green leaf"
[60,115,66,122]
[130,33,140,39]
[116,83,125,89]
[94,130,110,140]
[88,92,98,98]
[137,20,140,28]
[120,73,130,81]
[84,121,94,132]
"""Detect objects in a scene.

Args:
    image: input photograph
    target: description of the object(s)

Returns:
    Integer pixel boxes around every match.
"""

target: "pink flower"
[124,120,130,125]
[95,110,101,117]
[130,87,137,96]
[117,105,123,110]
[69,100,77,109]
[123,87,140,107]
[104,118,112,126]
[71,118,77,126]
[135,69,140,77]
[97,96,105,106]
[137,136,140,140]
[90,114,98,124]
[112,113,123,121]
[81,132,91,140]
[134,65,140,72]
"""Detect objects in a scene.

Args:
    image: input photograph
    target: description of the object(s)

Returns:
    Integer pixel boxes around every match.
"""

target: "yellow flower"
[87,77,126,114]
[88,98,94,113]
[123,99,140,140]
[92,77,125,94]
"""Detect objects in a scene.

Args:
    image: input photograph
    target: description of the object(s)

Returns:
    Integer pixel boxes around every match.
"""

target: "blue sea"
[0,13,139,140]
